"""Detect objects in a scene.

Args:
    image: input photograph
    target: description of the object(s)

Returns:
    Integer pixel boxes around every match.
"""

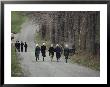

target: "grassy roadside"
[11,11,27,33]
[11,46,23,76]
[11,11,27,76]
[70,53,100,71]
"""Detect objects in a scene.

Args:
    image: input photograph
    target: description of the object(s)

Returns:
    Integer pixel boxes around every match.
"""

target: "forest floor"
[70,54,100,71]
[13,18,100,77]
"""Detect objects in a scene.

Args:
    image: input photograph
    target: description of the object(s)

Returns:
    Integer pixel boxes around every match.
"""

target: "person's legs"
[66,59,67,63]
[43,57,44,61]
[42,52,44,61]
[36,57,37,61]
[18,48,19,52]
[17,47,19,52]
[50,54,52,62]
[25,47,27,52]
[17,47,19,51]
[21,47,23,52]
[19,48,20,52]
[43,52,46,61]
[38,55,39,60]
[59,57,60,61]
[26,47,27,52]
[22,47,23,52]
[58,53,61,61]
[50,53,53,62]
[57,57,59,62]
[52,54,53,60]
[66,56,68,63]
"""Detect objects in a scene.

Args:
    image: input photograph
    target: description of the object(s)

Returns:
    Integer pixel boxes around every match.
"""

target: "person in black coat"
[54,44,61,62]
[64,44,70,63]
[35,44,40,61]
[17,41,20,52]
[48,44,54,62]
[24,42,28,52]
[21,41,24,52]
[41,43,46,61]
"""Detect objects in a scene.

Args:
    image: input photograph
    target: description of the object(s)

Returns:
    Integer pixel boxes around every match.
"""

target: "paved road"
[15,18,100,77]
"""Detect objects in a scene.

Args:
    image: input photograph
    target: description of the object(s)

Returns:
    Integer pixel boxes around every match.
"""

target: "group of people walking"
[15,41,70,63]
[15,41,28,52]
[35,43,70,63]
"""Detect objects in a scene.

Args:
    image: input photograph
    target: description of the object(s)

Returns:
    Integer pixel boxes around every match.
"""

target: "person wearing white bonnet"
[35,43,40,61]
[41,43,46,61]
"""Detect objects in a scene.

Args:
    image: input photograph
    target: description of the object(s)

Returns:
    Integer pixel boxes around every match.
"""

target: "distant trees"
[27,11,100,58]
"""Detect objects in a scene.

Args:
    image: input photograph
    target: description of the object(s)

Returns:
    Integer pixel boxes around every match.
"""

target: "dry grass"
[70,52,100,71]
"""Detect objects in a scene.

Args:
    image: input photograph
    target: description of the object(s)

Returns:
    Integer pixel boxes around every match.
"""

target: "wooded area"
[25,11,100,59]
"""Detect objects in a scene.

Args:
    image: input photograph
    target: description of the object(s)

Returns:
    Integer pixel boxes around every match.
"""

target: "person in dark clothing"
[24,42,28,52]
[48,44,54,62]
[54,44,61,62]
[41,43,46,61]
[35,44,40,61]
[17,41,20,52]
[64,44,70,63]
[20,41,24,52]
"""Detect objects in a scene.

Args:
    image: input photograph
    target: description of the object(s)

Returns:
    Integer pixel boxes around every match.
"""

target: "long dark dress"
[54,46,61,59]
[48,47,54,57]
[64,48,69,59]
[64,47,70,63]
[24,43,28,52]
[18,42,20,52]
[21,42,24,52]
[35,46,40,61]
[41,45,46,57]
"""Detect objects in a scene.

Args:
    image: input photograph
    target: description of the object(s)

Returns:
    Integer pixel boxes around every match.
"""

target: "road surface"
[15,18,100,77]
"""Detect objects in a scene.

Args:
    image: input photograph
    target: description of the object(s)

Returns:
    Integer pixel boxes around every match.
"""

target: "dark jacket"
[41,45,46,57]
[35,46,40,57]
[17,42,20,48]
[48,47,54,56]
[64,48,69,57]
[55,46,61,58]
[21,42,24,48]
[24,43,28,48]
